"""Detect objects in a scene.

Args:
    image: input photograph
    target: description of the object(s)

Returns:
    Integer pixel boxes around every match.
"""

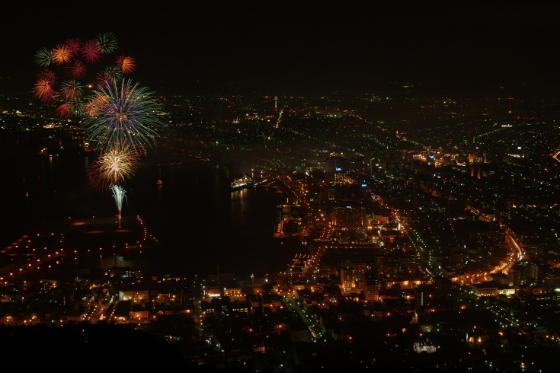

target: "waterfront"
[0,142,300,278]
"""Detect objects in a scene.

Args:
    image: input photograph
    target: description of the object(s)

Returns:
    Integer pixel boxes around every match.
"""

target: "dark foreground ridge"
[0,322,202,371]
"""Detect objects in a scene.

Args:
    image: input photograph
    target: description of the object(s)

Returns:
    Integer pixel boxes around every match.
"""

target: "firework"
[84,100,98,119]
[37,69,57,85]
[83,94,110,118]
[88,143,137,192]
[56,101,82,119]
[65,38,83,57]
[52,44,72,65]
[116,54,136,74]
[60,80,83,101]
[117,55,135,74]
[98,143,139,184]
[96,66,122,89]
[35,47,53,67]
[88,160,107,192]
[65,60,87,79]
[110,184,127,228]
[84,79,161,154]
[34,79,54,103]
[96,32,118,54]
[56,103,72,118]
[82,40,102,63]
[553,149,560,164]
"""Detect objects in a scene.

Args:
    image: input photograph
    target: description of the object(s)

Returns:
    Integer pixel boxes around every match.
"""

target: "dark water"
[0,139,299,278]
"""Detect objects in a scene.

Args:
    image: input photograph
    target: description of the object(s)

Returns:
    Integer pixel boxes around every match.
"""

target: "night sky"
[2,2,560,94]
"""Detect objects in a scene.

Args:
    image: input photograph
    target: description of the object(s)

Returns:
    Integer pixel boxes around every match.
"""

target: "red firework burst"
[65,60,87,79]
[88,160,109,192]
[56,102,72,118]
[116,54,136,74]
[96,72,109,88]
[34,79,54,103]
[81,40,102,63]
[65,38,83,57]
[96,74,111,89]
[52,44,72,65]
[37,69,57,85]
[56,101,81,118]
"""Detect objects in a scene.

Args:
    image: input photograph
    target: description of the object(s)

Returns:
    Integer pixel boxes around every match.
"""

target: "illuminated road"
[282,294,322,343]
[387,195,524,284]
[505,231,524,271]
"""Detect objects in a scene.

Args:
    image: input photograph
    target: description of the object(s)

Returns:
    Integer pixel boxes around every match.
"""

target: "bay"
[0,138,300,278]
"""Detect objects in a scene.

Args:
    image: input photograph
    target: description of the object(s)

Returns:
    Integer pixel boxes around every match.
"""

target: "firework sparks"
[88,160,108,192]
[56,101,82,119]
[88,143,138,192]
[116,54,136,74]
[82,40,102,63]
[34,34,158,227]
[35,47,53,67]
[37,69,57,85]
[65,60,87,79]
[60,80,83,101]
[98,143,139,184]
[52,44,72,65]
[83,100,98,118]
[84,79,161,154]
[57,103,72,118]
[96,66,122,89]
[84,94,110,118]
[110,184,127,228]
[34,79,54,103]
[96,32,118,54]
[65,38,83,57]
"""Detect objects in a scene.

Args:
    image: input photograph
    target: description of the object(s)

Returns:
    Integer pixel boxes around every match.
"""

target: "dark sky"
[2,1,560,94]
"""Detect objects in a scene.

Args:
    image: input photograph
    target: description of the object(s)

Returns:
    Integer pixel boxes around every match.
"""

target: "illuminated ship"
[231,175,253,189]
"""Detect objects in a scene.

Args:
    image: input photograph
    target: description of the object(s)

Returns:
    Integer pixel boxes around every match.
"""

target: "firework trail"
[81,40,102,63]
[110,184,127,228]
[84,79,161,154]
[116,55,135,74]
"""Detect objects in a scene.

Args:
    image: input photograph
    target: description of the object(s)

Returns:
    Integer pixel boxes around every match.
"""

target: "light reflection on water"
[2,148,300,278]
